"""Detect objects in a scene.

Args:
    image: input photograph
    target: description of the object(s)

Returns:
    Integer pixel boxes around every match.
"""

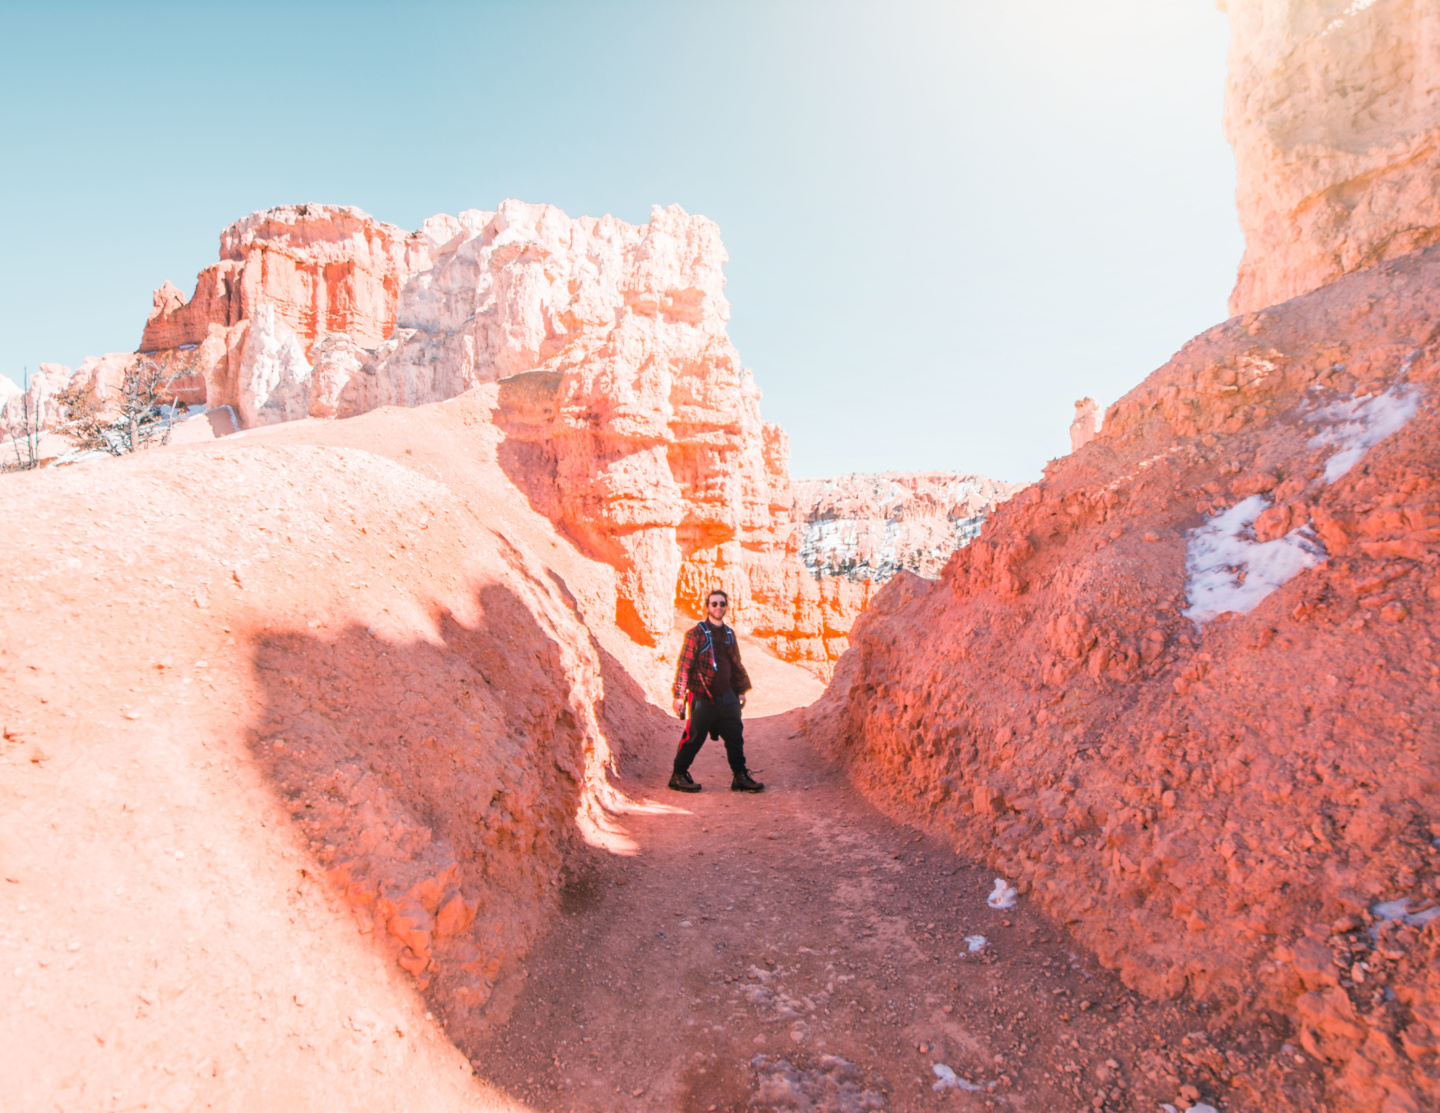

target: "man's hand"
[673,698,686,718]
[738,694,746,709]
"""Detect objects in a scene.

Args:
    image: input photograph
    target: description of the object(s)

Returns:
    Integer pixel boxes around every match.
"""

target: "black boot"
[668,770,702,793]
[731,770,764,793]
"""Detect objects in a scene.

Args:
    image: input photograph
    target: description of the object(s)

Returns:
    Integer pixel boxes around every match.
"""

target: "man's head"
[705,590,729,624]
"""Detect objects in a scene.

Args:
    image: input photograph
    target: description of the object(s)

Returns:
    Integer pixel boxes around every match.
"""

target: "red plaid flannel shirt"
[672,621,753,702]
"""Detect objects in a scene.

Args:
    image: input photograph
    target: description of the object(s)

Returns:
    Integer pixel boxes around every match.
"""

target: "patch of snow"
[986,878,1017,910]
[1307,384,1421,484]
[963,934,987,954]
[1371,898,1440,929]
[158,403,207,422]
[931,1064,985,1092]
[1182,495,1326,623]
[1324,0,1379,34]
[751,1053,886,1112]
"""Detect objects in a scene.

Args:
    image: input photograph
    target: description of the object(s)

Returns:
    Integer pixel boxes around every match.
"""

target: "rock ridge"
[810,244,1440,1113]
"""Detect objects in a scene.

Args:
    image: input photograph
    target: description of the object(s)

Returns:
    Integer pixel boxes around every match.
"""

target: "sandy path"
[462,679,1298,1113]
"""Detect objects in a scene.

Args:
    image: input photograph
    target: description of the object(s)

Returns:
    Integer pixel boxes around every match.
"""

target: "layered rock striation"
[811,248,1440,1112]
[1224,0,1440,315]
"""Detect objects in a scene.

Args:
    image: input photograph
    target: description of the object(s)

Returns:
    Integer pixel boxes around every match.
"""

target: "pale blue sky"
[0,1,1239,483]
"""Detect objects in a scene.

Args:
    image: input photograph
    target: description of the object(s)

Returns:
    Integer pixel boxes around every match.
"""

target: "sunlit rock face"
[138,204,429,420]
[43,199,1023,670]
[811,244,1440,1113]
[1223,0,1440,314]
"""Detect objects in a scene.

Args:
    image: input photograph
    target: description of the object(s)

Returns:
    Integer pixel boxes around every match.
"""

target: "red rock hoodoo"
[1071,397,1103,452]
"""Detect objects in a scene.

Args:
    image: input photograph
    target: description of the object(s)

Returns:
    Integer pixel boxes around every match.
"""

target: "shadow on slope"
[244,582,649,1038]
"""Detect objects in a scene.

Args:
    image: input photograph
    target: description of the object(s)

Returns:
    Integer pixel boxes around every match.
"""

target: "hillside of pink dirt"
[0,386,691,1109]
[1224,0,1440,315]
[808,244,1440,1112]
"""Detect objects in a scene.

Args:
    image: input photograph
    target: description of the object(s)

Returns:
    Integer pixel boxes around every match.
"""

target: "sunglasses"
[708,600,728,608]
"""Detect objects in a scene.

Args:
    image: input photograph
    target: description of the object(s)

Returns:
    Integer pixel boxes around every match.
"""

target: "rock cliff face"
[793,472,1023,582]
[1224,0,1440,314]
[1,357,144,435]
[810,248,1440,1112]
[415,201,798,648]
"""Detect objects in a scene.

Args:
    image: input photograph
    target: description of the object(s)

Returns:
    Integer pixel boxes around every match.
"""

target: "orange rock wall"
[118,201,821,656]
[810,248,1440,1112]
[1224,0,1440,314]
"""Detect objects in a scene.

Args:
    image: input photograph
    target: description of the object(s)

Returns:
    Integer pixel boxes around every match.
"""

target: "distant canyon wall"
[1224,0,1440,314]
[792,472,1023,582]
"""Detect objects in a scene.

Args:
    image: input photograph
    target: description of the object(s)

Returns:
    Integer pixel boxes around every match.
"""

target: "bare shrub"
[54,360,181,456]
[2,391,44,472]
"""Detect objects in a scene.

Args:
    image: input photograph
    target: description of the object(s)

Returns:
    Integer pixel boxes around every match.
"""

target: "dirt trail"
[464,663,1301,1113]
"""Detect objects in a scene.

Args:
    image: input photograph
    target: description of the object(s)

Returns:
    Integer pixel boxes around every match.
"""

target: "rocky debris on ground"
[810,240,1440,1111]
[1224,0,1440,315]
[471,728,1324,1112]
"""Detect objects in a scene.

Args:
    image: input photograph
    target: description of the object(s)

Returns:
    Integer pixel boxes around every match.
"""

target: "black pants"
[674,691,748,776]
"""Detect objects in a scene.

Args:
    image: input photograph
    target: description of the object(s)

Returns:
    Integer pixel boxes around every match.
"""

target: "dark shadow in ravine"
[243,581,606,1052]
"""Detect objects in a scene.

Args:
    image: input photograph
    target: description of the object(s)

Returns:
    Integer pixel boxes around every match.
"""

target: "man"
[669,590,764,793]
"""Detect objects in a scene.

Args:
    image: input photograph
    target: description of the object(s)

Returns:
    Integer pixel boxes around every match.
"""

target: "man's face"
[706,596,728,621]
